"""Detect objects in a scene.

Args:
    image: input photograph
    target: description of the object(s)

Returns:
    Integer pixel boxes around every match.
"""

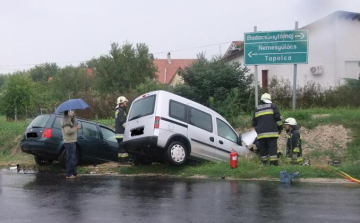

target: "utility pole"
[292,21,299,110]
[254,26,259,107]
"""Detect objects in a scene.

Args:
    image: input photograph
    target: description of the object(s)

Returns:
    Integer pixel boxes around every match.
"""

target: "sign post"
[254,26,258,107]
[244,28,308,110]
[293,21,299,110]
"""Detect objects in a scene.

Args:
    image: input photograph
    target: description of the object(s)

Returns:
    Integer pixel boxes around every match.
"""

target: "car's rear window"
[29,115,50,128]
[53,117,62,129]
[128,95,156,121]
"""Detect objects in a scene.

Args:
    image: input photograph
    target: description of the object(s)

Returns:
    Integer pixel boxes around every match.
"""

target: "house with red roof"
[154,53,195,86]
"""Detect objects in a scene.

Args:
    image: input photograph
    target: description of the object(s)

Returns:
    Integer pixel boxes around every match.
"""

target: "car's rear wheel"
[166,141,187,165]
[132,154,153,166]
[34,156,53,166]
[58,148,80,168]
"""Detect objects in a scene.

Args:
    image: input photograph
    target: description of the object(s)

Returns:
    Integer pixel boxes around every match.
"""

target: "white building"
[223,11,360,88]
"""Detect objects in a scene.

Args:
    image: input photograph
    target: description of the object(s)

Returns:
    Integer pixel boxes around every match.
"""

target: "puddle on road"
[2,167,38,174]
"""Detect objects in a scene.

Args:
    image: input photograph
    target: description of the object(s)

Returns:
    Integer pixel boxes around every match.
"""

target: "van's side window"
[169,100,187,122]
[189,107,213,132]
[216,119,237,143]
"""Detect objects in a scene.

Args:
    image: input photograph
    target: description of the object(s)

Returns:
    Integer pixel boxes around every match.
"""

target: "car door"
[99,126,119,162]
[187,104,217,160]
[77,121,104,161]
[215,118,241,161]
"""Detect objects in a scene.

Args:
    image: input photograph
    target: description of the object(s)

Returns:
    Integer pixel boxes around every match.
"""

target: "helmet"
[284,118,297,126]
[261,93,272,104]
[116,96,128,105]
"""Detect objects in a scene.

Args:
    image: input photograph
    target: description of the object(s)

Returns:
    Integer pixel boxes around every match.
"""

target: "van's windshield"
[128,95,156,121]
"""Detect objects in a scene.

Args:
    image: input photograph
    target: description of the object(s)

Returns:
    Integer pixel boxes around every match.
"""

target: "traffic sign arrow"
[248,51,258,58]
[295,33,305,39]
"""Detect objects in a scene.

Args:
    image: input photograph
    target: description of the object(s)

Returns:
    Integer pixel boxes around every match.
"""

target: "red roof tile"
[154,59,196,84]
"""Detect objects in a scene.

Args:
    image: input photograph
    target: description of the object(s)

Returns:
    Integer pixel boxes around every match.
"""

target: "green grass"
[74,159,338,179]
[231,108,360,179]
[1,108,360,180]
[0,116,32,164]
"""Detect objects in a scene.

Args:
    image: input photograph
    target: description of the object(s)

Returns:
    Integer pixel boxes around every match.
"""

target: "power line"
[152,41,231,54]
[0,41,233,70]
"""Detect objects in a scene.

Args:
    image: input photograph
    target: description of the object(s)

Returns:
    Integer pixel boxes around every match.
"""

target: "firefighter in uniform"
[284,117,303,164]
[115,96,129,163]
[252,93,282,165]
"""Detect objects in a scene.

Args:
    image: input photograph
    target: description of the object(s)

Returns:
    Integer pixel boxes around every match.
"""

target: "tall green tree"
[1,72,34,119]
[88,42,157,94]
[50,66,94,102]
[29,63,59,82]
[175,54,253,117]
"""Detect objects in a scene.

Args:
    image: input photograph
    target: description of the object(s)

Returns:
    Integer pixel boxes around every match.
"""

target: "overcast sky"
[0,0,359,73]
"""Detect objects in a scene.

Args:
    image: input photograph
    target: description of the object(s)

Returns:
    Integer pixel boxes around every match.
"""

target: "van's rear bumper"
[120,136,161,155]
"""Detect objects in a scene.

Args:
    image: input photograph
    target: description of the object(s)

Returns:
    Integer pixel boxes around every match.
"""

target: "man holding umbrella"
[55,98,89,179]
[115,96,129,163]
[62,110,81,179]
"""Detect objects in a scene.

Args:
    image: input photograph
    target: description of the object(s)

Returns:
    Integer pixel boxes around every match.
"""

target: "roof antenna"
[167,52,172,64]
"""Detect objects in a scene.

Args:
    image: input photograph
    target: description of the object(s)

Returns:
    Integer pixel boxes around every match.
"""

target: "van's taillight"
[42,128,52,139]
[154,116,160,129]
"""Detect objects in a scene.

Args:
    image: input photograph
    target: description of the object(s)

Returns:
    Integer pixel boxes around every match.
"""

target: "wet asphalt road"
[0,169,360,223]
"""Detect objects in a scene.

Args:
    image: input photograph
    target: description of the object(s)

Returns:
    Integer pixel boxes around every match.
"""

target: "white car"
[120,90,253,165]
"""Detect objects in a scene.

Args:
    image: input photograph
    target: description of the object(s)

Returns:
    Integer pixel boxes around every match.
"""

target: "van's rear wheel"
[34,156,53,166]
[166,141,187,165]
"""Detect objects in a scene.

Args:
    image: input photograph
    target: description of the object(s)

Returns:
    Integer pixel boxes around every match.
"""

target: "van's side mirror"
[237,135,242,145]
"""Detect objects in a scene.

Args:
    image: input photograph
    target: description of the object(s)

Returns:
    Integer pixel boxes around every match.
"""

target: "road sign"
[244,30,308,65]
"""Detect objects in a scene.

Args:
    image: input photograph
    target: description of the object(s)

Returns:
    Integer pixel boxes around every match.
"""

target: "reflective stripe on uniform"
[269,155,278,161]
[297,157,303,162]
[277,121,283,126]
[115,134,124,139]
[293,147,300,153]
[255,109,274,118]
[261,156,269,161]
[257,132,279,139]
[118,153,129,158]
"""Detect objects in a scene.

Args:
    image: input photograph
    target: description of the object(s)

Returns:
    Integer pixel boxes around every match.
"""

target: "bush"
[175,54,254,119]
[266,76,360,110]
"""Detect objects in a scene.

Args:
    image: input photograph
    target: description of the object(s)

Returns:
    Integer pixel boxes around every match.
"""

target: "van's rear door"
[124,93,157,140]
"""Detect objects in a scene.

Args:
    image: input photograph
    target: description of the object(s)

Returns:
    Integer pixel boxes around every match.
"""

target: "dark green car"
[21,114,119,166]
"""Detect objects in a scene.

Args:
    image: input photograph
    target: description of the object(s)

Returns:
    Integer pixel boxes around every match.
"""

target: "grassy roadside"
[0,116,34,165]
[1,108,359,180]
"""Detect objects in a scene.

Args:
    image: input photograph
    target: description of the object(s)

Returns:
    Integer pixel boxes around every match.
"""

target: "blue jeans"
[65,143,77,177]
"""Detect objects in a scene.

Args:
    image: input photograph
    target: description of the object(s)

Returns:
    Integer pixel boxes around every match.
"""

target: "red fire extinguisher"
[230,148,238,169]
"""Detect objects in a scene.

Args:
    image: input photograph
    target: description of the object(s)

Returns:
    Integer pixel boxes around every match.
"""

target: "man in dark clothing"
[252,93,282,166]
[284,117,303,164]
[115,96,129,163]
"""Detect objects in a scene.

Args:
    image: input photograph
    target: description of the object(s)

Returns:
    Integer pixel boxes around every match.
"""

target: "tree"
[175,54,253,117]
[29,63,60,82]
[50,66,94,102]
[88,42,157,94]
[1,72,34,119]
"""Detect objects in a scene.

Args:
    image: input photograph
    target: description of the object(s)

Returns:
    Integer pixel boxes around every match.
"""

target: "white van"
[120,90,251,165]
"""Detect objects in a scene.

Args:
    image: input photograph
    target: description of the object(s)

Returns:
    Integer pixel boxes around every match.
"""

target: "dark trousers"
[65,143,77,177]
[258,138,278,165]
[117,138,129,163]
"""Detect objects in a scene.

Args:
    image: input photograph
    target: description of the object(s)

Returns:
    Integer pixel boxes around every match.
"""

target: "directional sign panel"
[244,30,308,65]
